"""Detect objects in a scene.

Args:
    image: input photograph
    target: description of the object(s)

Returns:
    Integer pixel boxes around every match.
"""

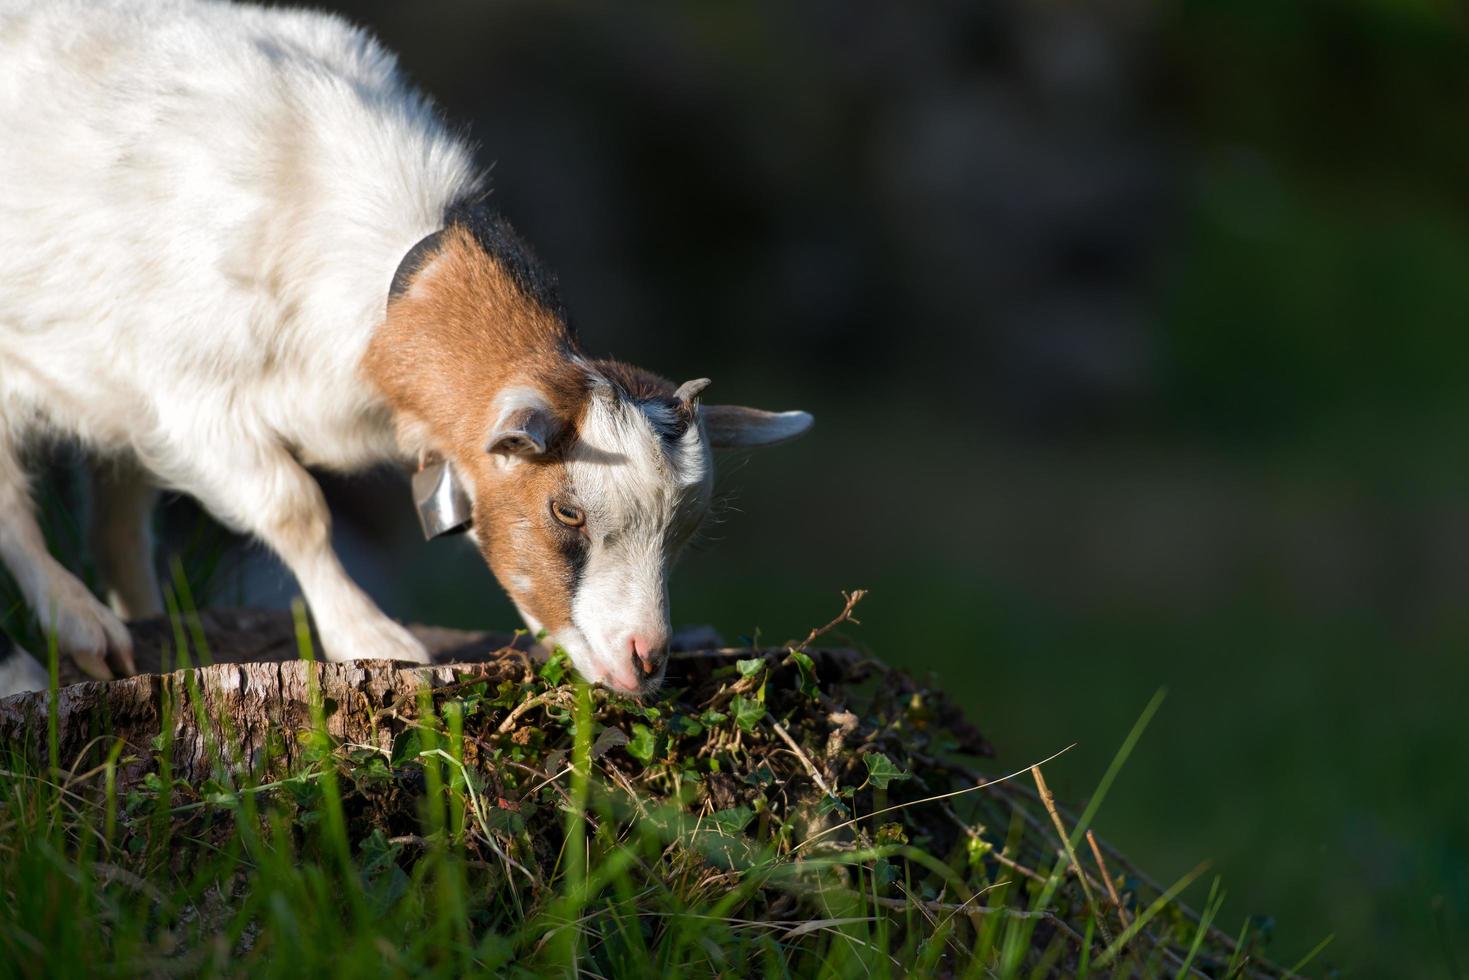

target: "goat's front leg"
[171,440,429,665]
[90,455,164,620]
[0,628,49,700]
[0,432,135,680]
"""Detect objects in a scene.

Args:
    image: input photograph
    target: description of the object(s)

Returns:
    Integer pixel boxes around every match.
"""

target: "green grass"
[0,597,1303,978]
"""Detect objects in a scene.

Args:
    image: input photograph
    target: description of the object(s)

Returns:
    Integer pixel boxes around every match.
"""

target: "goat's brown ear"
[487,400,559,457]
[702,405,813,448]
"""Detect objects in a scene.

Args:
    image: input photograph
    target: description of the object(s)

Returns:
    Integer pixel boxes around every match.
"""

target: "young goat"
[0,0,811,699]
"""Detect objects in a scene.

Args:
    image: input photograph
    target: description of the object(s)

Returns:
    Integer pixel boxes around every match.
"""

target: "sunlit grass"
[0,592,1313,978]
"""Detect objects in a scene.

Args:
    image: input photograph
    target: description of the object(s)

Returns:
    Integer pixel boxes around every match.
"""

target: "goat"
[0,0,811,699]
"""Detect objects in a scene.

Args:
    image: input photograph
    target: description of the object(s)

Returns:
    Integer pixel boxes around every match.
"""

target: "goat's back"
[0,0,479,462]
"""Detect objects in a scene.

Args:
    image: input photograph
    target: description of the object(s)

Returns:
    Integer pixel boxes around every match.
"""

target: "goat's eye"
[550,500,585,528]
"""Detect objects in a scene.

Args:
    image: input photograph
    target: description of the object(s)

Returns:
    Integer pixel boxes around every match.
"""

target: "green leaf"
[390,728,424,767]
[299,728,333,762]
[358,829,402,874]
[201,779,239,810]
[286,779,321,808]
[627,723,659,763]
[742,765,776,787]
[539,650,569,685]
[816,795,850,818]
[875,821,909,846]
[590,726,628,759]
[731,695,766,733]
[710,805,754,836]
[863,752,910,790]
[736,658,765,679]
[788,650,819,697]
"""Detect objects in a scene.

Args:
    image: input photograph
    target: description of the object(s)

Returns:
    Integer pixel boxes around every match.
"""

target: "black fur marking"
[387,230,445,310]
[444,202,566,320]
[549,516,589,600]
[644,398,690,441]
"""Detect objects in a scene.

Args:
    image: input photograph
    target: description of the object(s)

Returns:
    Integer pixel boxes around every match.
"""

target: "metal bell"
[412,456,473,540]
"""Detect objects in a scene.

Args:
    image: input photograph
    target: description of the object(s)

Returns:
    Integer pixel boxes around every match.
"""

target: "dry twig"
[1032,764,1114,947]
[1087,828,1130,927]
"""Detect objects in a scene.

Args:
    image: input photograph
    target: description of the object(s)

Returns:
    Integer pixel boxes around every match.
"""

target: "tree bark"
[0,609,860,790]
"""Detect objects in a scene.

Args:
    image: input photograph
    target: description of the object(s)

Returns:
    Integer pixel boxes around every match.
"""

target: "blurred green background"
[14,0,1469,973]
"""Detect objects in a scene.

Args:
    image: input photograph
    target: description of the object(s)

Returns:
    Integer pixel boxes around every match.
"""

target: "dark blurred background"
[19,0,1469,973]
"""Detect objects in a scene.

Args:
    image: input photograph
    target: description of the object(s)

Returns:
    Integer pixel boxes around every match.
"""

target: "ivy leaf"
[488,681,522,709]
[875,822,909,846]
[627,723,659,763]
[816,795,850,818]
[286,779,321,809]
[358,828,402,875]
[863,752,910,790]
[788,650,819,697]
[591,726,628,760]
[299,728,333,762]
[731,695,766,733]
[710,805,754,836]
[539,649,570,685]
[736,658,765,679]
[391,728,424,767]
[742,765,776,787]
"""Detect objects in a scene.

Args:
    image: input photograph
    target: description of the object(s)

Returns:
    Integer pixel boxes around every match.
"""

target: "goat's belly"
[0,322,125,435]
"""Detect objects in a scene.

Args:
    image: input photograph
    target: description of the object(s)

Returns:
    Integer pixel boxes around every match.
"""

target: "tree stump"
[0,609,863,791]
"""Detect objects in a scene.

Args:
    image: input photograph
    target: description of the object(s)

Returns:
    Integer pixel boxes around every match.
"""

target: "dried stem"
[770,718,841,803]
[790,589,868,653]
[1087,829,1130,927]
[1032,765,1114,947]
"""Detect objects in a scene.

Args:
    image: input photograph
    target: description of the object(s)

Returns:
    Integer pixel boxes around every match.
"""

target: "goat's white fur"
[0,0,479,692]
[0,642,48,700]
[0,0,812,700]
[557,391,710,691]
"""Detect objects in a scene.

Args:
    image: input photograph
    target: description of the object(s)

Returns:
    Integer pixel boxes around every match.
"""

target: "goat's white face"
[465,370,809,695]
[541,388,710,691]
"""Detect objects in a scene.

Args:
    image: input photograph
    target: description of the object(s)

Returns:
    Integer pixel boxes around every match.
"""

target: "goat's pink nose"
[630,633,669,676]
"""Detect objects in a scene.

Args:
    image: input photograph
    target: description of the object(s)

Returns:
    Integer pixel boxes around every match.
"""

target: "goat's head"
[365,206,811,694]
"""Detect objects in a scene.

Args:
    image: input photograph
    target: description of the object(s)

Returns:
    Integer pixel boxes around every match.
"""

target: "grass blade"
[1094,860,1210,968]
[1175,876,1225,979]
[1285,933,1335,976]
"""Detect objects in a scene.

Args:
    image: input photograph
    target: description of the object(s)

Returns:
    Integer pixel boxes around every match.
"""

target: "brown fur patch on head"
[466,451,588,636]
[364,222,586,454]
[363,219,593,632]
[591,360,674,402]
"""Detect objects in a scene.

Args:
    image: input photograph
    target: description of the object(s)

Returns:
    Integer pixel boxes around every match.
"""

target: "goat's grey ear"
[487,403,558,457]
[701,405,814,449]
